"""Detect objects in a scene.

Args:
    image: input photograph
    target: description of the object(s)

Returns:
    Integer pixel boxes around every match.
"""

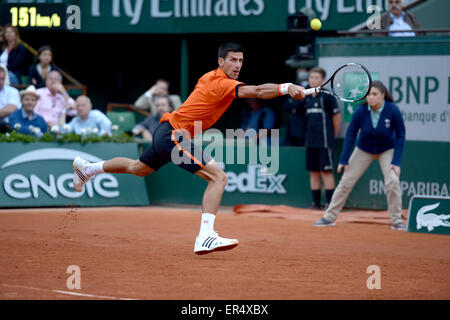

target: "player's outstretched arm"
[238,83,305,100]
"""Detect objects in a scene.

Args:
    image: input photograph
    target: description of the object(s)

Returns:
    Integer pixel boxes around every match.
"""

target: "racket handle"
[303,88,318,95]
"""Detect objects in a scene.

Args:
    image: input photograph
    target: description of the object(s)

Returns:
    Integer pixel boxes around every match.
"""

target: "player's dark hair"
[309,67,326,79]
[218,42,244,59]
[371,80,394,102]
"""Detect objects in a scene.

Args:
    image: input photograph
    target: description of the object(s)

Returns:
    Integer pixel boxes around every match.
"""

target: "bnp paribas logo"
[1,148,119,200]
[343,71,379,122]
[416,202,450,232]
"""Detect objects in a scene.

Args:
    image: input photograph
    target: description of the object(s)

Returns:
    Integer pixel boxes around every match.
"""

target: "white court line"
[1,284,137,300]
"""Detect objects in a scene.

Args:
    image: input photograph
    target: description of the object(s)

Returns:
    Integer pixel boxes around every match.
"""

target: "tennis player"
[72,42,305,254]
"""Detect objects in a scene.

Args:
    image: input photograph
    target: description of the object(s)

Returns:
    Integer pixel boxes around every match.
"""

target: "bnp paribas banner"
[318,37,450,143]
[0,143,149,208]
[0,0,408,33]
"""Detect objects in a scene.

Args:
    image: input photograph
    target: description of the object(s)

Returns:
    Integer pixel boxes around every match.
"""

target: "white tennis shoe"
[194,231,239,255]
[72,156,92,192]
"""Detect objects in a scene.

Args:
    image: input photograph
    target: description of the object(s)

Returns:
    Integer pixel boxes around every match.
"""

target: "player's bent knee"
[215,170,228,186]
[196,163,227,186]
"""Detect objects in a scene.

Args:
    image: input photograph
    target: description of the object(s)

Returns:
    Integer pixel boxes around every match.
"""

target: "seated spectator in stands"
[0,65,20,125]
[29,45,59,89]
[0,63,10,85]
[241,98,277,145]
[68,95,111,136]
[0,26,3,48]
[296,67,309,88]
[282,67,309,146]
[0,25,29,84]
[381,0,421,37]
[132,96,174,141]
[9,85,47,135]
[35,70,76,127]
[134,79,182,115]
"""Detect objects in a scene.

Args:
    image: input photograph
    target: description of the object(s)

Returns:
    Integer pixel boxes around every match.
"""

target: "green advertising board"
[145,143,312,207]
[0,0,403,33]
[407,196,450,235]
[0,143,149,207]
[144,139,450,210]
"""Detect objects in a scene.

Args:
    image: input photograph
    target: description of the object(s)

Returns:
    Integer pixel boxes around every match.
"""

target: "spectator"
[132,95,174,141]
[0,25,3,48]
[281,67,309,147]
[300,67,341,210]
[0,63,10,86]
[241,98,277,145]
[134,79,182,115]
[34,70,76,127]
[28,45,59,89]
[9,85,47,135]
[381,0,421,37]
[296,67,309,88]
[314,81,406,230]
[0,24,29,84]
[0,65,20,125]
[67,95,111,136]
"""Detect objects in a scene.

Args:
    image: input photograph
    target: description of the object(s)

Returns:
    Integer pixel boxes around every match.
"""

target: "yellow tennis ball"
[311,18,322,31]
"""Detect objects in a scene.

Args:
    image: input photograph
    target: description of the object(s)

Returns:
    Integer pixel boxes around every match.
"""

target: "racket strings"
[332,64,371,102]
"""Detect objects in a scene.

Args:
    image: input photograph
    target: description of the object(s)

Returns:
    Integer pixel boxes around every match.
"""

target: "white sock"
[86,161,105,177]
[199,213,215,235]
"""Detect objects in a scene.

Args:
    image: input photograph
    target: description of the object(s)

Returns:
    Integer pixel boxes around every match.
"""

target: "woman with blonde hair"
[0,24,29,84]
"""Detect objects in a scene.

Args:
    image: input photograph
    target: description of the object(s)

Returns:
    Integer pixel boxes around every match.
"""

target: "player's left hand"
[390,165,401,177]
[288,84,306,100]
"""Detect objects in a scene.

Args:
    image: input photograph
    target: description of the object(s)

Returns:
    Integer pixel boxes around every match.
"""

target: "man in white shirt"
[134,79,182,115]
[380,0,422,37]
[0,65,20,124]
[68,95,111,136]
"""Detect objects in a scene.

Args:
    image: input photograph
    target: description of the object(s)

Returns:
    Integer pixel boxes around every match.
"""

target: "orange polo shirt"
[160,67,243,137]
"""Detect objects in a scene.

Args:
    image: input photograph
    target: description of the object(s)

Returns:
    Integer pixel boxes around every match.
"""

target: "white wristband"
[278,83,292,96]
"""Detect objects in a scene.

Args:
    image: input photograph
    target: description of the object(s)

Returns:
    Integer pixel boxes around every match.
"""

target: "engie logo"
[220,164,287,194]
[1,148,119,200]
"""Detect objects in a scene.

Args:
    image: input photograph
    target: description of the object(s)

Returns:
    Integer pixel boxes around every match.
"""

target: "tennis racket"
[303,63,372,103]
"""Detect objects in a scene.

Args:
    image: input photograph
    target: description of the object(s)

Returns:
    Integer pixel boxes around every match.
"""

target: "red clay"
[0,206,449,300]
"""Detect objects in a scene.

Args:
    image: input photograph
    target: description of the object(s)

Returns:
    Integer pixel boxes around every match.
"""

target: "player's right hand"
[288,84,306,100]
[337,164,347,173]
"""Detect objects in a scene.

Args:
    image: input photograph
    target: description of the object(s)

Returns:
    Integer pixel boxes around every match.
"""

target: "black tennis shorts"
[305,147,334,172]
[139,121,211,174]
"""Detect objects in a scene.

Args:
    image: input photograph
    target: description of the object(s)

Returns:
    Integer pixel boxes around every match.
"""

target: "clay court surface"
[0,206,449,300]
